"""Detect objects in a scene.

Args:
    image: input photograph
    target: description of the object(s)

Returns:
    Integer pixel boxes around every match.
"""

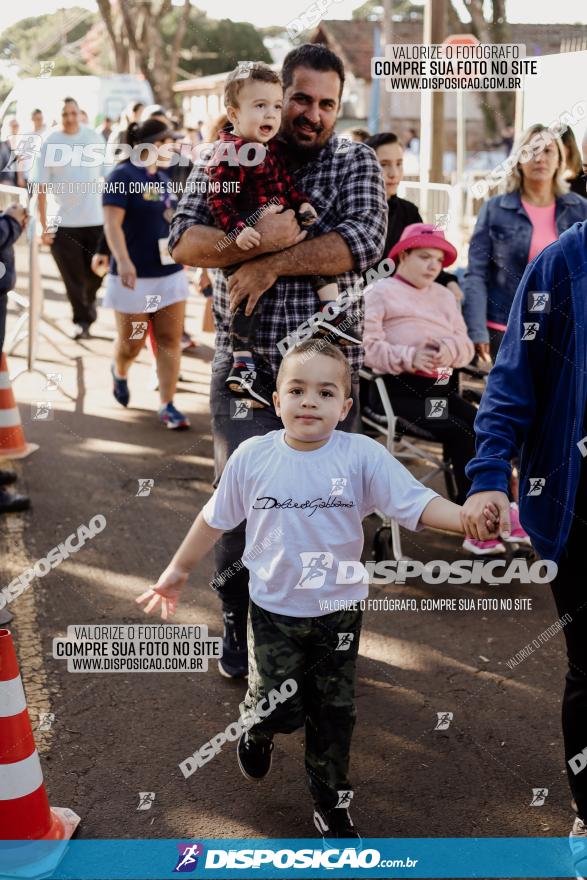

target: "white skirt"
[102,270,190,314]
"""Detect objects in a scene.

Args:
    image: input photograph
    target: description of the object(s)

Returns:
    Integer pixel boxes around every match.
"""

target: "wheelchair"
[359,365,485,562]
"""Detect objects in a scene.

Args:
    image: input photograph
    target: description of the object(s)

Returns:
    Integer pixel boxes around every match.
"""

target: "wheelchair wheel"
[372,525,394,563]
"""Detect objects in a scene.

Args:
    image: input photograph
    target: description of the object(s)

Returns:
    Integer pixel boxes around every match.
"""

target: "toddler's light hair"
[224,62,281,110]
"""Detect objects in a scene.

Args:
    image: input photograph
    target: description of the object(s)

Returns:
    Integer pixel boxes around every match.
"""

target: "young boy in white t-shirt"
[138,340,467,841]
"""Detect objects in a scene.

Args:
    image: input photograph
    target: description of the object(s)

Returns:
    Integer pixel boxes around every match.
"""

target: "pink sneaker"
[506,503,532,546]
[462,537,506,556]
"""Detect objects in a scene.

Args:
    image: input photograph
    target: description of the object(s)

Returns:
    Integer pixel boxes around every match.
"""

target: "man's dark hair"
[365,132,401,151]
[281,44,345,99]
[32,108,42,116]
[62,97,78,107]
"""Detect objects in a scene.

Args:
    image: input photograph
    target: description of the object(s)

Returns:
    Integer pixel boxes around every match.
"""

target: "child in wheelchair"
[363,223,530,554]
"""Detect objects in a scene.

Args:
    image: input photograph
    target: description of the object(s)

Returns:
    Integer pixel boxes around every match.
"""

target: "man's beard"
[282,115,333,162]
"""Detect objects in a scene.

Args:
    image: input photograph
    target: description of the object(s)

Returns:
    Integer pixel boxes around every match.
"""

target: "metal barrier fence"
[397,175,502,265]
[0,183,42,377]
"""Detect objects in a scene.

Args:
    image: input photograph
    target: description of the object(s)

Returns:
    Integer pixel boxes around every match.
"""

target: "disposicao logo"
[173,843,204,872]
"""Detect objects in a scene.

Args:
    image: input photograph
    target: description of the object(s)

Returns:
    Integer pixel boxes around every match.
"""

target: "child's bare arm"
[419,496,464,534]
[136,512,223,619]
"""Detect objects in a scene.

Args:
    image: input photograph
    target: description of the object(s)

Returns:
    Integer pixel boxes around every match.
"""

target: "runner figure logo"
[145,295,162,313]
[295,552,334,589]
[435,711,453,730]
[530,787,548,806]
[235,61,254,79]
[336,632,354,651]
[137,792,156,811]
[173,843,204,873]
[45,214,62,233]
[521,322,539,341]
[38,712,55,731]
[39,61,55,78]
[434,367,452,386]
[130,322,148,340]
[527,477,546,496]
[45,372,63,391]
[241,369,256,385]
[136,479,154,497]
[528,291,550,313]
[330,477,347,496]
[32,401,53,421]
[426,398,448,419]
[230,399,253,420]
[433,213,450,231]
[335,790,354,808]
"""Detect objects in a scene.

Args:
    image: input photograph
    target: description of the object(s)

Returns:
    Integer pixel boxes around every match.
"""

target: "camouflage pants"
[241,601,362,810]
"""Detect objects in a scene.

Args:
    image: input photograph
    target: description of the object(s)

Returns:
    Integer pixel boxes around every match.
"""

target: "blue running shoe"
[111,364,129,407]
[158,402,190,430]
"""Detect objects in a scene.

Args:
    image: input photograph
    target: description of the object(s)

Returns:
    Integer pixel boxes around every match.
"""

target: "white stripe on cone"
[0,374,10,390]
[0,750,44,800]
[0,409,20,428]
[0,675,26,717]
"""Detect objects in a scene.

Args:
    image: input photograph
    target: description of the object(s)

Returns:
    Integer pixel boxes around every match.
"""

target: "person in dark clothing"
[366,132,463,298]
[0,204,31,521]
[462,217,587,876]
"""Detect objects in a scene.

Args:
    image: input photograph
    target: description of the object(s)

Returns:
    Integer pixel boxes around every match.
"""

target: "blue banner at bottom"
[0,838,585,880]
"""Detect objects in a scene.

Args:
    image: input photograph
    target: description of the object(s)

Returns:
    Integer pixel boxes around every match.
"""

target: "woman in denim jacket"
[463,123,587,361]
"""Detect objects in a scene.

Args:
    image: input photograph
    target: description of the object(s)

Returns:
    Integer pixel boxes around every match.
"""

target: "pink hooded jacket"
[364,276,475,375]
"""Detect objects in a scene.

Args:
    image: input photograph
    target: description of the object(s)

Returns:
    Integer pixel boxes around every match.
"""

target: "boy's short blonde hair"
[276,340,352,398]
[224,62,282,110]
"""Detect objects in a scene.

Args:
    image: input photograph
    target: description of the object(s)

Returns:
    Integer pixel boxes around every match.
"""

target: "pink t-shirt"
[521,199,557,262]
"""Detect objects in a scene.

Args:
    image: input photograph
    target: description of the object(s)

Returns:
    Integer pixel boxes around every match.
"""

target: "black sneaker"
[225,361,274,408]
[0,488,30,514]
[314,806,361,844]
[0,470,17,487]
[237,732,274,781]
[313,311,361,345]
[218,609,248,679]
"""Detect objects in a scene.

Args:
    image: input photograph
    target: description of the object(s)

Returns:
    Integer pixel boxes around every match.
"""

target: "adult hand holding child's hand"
[461,491,511,541]
[136,566,189,620]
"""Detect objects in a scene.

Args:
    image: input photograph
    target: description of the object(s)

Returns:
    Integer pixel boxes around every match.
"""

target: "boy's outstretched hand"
[136,566,189,620]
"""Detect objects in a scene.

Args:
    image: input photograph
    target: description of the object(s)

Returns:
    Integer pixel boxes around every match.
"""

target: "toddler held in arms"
[206,62,359,409]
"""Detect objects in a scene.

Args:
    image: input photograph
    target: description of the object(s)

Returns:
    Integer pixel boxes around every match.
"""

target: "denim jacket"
[462,190,587,342]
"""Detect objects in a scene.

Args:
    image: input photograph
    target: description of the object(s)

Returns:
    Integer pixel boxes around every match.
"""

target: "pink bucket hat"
[389,222,458,268]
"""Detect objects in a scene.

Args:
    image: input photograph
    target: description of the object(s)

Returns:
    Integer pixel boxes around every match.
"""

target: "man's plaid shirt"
[169,135,388,377]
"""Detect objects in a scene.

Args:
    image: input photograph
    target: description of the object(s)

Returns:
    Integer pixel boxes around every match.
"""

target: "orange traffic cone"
[0,628,79,875]
[0,354,38,460]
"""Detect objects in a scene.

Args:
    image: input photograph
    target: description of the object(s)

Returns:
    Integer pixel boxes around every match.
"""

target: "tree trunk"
[457,0,506,136]
[96,0,187,107]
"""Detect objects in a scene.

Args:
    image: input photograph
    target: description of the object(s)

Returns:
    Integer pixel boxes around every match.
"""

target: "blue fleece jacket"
[465,220,587,563]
